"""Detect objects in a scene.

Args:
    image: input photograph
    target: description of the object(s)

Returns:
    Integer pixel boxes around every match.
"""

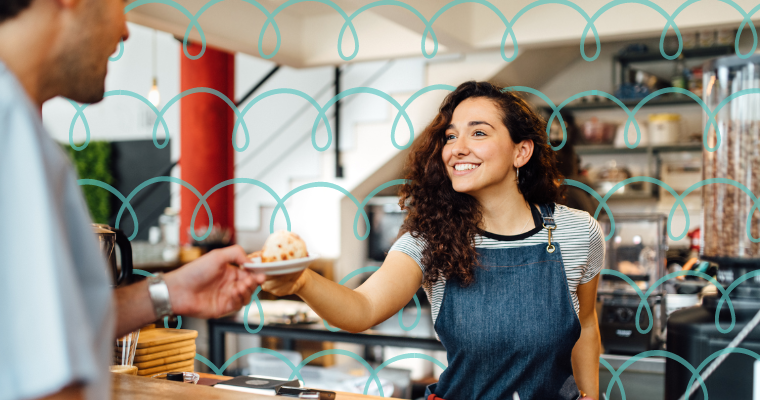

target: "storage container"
[648,113,681,144]
[701,54,760,261]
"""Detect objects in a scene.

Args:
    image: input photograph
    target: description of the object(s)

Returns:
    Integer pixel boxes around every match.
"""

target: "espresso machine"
[92,224,133,287]
[665,54,760,400]
[597,214,668,355]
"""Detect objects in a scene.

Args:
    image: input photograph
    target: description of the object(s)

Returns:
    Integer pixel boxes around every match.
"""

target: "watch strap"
[146,272,173,320]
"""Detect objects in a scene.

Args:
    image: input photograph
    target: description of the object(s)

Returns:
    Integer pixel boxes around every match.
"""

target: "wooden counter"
[112,373,400,400]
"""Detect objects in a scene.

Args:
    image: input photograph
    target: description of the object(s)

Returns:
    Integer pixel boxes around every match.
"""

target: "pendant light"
[148,30,160,107]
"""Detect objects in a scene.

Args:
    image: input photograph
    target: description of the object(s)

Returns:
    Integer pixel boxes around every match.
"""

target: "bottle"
[671,59,686,89]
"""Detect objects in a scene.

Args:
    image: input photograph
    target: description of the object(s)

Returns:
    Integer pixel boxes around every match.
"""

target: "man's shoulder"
[0,67,38,130]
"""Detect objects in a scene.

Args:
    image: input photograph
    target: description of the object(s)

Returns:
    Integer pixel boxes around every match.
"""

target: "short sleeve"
[580,214,606,284]
[389,232,426,272]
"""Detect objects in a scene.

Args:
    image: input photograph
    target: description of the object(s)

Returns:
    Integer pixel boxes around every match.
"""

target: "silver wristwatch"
[146,272,173,319]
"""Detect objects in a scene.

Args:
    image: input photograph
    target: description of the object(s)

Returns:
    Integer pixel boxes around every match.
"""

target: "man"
[0,0,265,399]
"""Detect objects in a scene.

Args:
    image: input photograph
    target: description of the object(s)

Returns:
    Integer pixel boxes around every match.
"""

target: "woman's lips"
[452,163,480,176]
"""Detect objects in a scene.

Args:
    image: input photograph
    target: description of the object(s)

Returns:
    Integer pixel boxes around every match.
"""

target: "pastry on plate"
[259,230,308,262]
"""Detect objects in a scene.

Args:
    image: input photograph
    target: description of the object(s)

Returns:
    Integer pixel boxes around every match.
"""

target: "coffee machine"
[92,224,133,287]
[665,54,760,400]
[597,214,668,355]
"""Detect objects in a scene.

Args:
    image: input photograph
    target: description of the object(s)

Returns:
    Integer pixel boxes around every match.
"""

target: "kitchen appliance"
[367,199,407,262]
[597,214,667,355]
[93,224,133,287]
[665,54,760,400]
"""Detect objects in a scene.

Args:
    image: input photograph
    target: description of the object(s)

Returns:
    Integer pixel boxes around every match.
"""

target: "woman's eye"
[445,134,456,141]
[473,130,486,136]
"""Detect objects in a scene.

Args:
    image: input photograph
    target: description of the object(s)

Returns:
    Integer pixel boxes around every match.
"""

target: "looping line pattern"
[85,176,760,398]
[132,269,183,329]
[564,177,760,244]
[120,0,759,62]
[68,85,760,161]
[193,347,445,397]
[320,266,422,332]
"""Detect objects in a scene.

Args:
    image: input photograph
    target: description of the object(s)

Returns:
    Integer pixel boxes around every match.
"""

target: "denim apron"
[425,204,582,399]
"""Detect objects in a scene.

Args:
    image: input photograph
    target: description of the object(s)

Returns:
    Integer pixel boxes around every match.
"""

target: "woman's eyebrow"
[446,121,494,130]
[468,121,494,128]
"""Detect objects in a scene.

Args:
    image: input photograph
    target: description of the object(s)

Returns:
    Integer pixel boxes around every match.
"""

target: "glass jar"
[702,54,760,261]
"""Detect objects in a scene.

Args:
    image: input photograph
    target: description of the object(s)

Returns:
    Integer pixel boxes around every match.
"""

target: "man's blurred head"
[1,0,129,104]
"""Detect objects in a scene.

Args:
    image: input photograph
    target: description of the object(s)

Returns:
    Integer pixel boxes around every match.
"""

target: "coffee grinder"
[665,54,760,400]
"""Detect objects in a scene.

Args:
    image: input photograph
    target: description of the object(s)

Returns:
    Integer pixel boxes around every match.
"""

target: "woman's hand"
[260,268,312,297]
[164,245,266,319]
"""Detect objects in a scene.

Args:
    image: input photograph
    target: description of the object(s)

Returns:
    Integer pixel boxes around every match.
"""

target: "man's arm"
[114,245,265,337]
[572,274,601,400]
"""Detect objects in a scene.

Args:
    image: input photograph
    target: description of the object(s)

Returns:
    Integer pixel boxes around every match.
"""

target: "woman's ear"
[514,139,534,168]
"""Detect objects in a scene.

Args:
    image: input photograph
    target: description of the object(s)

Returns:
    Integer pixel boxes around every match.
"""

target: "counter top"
[112,373,400,400]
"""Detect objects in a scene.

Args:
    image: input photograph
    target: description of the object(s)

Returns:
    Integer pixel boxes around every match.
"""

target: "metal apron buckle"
[539,204,557,253]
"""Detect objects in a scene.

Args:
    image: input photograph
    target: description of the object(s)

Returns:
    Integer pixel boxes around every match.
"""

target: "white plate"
[242,254,319,275]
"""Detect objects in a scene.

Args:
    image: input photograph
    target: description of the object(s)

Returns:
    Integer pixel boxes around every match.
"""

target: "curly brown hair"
[398,81,564,287]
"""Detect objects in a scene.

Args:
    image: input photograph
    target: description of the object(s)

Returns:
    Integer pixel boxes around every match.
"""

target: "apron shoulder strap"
[537,203,556,229]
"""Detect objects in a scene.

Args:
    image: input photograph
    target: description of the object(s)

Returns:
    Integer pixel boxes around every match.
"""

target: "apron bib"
[426,204,582,399]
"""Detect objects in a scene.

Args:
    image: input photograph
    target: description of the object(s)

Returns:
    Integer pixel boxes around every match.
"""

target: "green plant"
[62,141,114,224]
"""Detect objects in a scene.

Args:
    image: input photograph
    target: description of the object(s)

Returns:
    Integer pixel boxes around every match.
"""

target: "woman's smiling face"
[442,97,519,195]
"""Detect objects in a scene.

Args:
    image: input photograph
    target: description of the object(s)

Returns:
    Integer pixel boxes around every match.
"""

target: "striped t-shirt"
[389,203,605,327]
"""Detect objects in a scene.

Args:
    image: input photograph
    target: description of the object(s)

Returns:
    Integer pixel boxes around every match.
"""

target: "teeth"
[455,164,479,171]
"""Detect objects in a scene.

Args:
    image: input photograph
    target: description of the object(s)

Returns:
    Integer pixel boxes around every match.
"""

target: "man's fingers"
[214,245,250,266]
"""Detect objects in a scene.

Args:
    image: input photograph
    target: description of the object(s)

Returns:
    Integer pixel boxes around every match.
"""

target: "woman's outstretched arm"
[262,251,423,333]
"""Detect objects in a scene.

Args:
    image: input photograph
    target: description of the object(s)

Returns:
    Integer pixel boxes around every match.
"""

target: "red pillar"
[180,43,235,245]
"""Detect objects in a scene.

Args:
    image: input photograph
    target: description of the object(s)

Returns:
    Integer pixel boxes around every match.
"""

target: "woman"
[263,81,604,400]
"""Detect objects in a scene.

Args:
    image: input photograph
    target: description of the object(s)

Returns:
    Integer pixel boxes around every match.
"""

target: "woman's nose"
[451,137,470,157]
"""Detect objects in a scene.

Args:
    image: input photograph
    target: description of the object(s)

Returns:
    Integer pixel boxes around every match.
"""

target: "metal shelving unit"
[575,143,703,155]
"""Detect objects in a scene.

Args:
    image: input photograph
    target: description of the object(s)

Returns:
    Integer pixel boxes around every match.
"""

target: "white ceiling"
[126,0,760,67]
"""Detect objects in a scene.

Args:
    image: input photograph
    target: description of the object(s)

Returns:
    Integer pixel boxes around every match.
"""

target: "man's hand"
[164,245,265,319]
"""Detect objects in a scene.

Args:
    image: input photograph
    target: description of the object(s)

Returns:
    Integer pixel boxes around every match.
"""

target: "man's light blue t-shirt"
[0,61,113,399]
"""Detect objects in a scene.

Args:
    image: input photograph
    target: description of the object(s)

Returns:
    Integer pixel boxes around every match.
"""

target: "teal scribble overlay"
[99,179,760,399]
[120,0,758,63]
[194,347,445,396]
[109,39,124,62]
[81,174,760,334]
[78,177,215,242]
[67,85,760,163]
[562,177,760,244]
[67,84,450,153]
[132,269,183,329]
[600,350,708,400]
[242,286,265,334]
[686,347,760,399]
[270,179,409,240]
[322,266,421,332]
[194,347,305,380]
[67,90,171,151]
[187,178,290,238]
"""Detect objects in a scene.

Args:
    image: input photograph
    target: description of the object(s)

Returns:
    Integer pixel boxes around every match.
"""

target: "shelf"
[538,94,699,112]
[574,143,702,155]
[605,192,657,201]
[615,45,735,64]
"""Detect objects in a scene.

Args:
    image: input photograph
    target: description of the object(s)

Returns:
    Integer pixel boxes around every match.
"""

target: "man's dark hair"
[1,0,33,23]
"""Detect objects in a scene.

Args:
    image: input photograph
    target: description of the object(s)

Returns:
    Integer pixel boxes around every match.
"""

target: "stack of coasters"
[116,328,198,376]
